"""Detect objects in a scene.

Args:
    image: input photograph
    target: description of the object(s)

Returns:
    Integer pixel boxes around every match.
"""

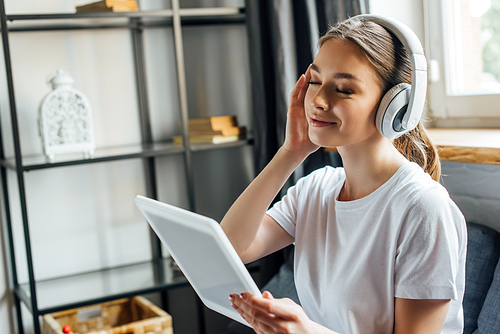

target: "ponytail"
[394,122,441,181]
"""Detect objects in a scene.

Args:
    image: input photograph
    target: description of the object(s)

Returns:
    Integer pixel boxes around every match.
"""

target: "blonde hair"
[318,17,441,181]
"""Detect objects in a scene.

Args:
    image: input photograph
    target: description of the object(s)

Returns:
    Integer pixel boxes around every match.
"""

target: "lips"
[309,115,337,127]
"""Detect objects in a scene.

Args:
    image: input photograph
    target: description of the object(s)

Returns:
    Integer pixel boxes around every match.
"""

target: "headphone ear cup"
[375,83,411,139]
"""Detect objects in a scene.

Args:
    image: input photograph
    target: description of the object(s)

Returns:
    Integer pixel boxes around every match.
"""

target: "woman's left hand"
[230,291,330,334]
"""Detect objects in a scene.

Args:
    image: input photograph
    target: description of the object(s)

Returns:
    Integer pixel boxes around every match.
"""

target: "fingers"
[263,291,274,299]
[290,65,312,108]
[230,293,309,334]
[232,293,299,321]
[256,295,299,321]
[289,74,306,105]
[301,63,312,82]
[230,294,277,330]
[301,64,312,99]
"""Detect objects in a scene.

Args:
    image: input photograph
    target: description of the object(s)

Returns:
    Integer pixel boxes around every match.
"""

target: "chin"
[309,133,338,148]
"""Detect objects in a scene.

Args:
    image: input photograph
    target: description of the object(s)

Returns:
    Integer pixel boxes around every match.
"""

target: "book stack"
[174,115,247,145]
[76,0,139,13]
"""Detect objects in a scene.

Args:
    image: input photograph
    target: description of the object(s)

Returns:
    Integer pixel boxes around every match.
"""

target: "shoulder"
[302,165,345,182]
[404,164,461,217]
[279,166,345,204]
[384,163,465,232]
[391,163,455,211]
[409,184,457,216]
[394,163,466,238]
[267,166,344,229]
[295,165,345,190]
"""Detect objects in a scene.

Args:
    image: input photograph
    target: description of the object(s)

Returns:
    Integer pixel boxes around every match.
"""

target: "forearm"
[222,68,317,257]
[220,147,305,255]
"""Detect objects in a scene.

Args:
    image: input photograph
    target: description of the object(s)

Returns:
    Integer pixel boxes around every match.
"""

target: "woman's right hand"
[220,70,317,263]
[281,66,320,161]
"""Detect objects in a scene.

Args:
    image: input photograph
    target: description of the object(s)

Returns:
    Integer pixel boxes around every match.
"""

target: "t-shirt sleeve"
[266,168,331,238]
[266,181,301,239]
[394,185,466,300]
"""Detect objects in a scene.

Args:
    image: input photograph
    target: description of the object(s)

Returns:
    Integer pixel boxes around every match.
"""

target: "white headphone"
[356,14,427,139]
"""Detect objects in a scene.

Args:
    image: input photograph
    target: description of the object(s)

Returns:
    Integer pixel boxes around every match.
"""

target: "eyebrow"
[310,63,362,82]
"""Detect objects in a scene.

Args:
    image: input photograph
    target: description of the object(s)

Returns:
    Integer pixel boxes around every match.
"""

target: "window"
[425,0,500,119]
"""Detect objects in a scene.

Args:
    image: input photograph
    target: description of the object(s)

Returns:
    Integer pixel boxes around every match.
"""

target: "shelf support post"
[130,16,170,311]
[0,1,40,333]
[130,17,163,259]
[171,2,205,332]
[171,0,196,213]
[0,165,23,333]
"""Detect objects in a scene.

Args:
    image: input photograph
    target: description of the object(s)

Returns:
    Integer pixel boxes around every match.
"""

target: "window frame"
[424,0,500,120]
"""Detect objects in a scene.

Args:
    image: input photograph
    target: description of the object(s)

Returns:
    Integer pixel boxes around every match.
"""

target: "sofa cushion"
[473,257,500,334]
[463,222,500,334]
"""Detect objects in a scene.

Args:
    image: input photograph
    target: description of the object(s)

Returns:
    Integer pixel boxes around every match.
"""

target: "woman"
[221,16,466,334]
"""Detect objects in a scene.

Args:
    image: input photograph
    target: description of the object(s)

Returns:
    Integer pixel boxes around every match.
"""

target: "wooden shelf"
[427,128,500,165]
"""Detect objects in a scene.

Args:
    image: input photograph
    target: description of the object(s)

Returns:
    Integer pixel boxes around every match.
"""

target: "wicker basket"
[42,296,173,334]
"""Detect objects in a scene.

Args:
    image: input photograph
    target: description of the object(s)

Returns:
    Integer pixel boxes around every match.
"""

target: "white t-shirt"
[267,162,467,334]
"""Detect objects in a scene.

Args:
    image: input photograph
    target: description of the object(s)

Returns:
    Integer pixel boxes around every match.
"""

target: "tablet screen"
[135,196,261,327]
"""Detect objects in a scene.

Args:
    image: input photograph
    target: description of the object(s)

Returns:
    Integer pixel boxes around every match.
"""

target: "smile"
[309,115,337,128]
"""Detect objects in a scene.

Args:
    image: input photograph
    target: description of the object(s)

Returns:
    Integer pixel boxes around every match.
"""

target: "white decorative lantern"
[39,69,95,162]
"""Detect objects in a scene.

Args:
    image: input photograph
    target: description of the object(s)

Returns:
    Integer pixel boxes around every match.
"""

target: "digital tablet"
[134,195,261,327]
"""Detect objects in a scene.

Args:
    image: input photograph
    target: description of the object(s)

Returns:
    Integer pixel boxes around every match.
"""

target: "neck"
[336,133,408,201]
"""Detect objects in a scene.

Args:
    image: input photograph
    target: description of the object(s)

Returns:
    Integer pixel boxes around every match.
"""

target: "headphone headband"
[356,14,427,135]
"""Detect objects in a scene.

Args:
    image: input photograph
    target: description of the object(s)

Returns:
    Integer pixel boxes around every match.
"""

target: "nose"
[311,85,331,112]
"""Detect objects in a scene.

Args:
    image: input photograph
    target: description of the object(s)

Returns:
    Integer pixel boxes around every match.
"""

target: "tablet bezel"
[134,195,261,327]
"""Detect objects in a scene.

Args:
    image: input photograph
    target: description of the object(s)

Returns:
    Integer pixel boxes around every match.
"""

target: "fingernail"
[240,293,248,300]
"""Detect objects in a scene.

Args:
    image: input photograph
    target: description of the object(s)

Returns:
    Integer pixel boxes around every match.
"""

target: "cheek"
[304,88,315,108]
[369,100,381,123]
[357,98,380,125]
[367,105,379,124]
[341,102,379,133]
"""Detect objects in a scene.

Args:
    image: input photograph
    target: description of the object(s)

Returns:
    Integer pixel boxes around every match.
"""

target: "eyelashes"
[337,89,353,95]
[307,81,353,95]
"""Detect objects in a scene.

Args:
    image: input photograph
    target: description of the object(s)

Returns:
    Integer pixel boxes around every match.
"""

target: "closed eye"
[337,89,353,95]
[307,81,354,95]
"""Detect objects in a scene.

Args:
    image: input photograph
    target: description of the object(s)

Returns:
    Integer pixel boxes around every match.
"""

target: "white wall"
[369,0,425,44]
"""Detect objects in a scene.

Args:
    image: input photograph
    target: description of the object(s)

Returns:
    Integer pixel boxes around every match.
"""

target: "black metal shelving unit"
[0,1,250,333]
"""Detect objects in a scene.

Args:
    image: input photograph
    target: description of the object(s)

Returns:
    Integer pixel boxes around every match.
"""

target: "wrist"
[276,146,310,167]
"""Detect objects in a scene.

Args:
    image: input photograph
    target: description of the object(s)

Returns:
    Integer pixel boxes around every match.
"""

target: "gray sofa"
[463,222,500,334]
